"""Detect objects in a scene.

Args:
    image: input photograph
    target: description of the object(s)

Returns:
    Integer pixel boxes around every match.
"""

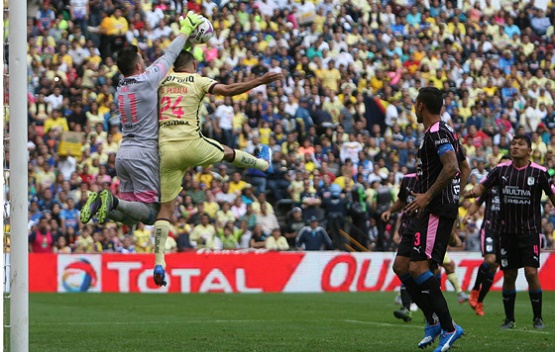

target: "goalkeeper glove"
[180,11,204,36]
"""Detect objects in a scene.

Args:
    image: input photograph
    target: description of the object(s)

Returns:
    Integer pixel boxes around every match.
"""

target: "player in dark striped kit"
[463,155,511,316]
[382,173,418,322]
[467,136,555,329]
[399,87,470,352]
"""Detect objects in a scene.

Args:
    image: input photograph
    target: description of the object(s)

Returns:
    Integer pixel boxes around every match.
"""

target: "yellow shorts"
[443,252,452,265]
[159,136,224,203]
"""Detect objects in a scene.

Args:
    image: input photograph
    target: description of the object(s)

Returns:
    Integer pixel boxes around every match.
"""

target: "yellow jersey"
[158,72,218,143]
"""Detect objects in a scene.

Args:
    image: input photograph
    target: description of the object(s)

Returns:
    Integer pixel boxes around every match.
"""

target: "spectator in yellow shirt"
[318,60,341,92]
[228,171,248,195]
[44,109,69,134]
[190,214,217,249]
[243,50,259,67]
[133,222,152,253]
[259,121,272,145]
[85,46,102,66]
[203,192,220,219]
[334,173,355,190]
[370,69,387,93]
[429,69,446,89]
[483,78,498,97]
[100,7,128,59]
[265,228,290,251]
[196,167,214,189]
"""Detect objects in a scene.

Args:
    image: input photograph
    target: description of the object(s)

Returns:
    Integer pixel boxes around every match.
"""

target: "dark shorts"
[396,231,414,258]
[499,233,541,270]
[480,228,499,257]
[407,211,455,264]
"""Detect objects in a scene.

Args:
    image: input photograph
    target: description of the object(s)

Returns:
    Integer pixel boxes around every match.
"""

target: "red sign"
[26,252,555,293]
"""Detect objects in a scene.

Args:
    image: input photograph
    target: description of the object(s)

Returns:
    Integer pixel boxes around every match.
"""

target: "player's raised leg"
[225,145,271,172]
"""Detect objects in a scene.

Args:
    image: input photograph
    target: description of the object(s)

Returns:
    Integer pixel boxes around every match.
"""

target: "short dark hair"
[417,87,444,114]
[513,134,532,148]
[116,45,140,76]
[174,50,195,72]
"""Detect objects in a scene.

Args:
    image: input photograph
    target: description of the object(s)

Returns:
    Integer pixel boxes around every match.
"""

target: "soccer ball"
[189,19,214,45]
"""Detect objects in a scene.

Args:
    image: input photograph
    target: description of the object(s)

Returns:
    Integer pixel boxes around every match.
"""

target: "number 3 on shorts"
[414,232,421,246]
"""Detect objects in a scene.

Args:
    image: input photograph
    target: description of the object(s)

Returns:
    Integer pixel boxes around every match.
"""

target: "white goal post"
[5,0,29,351]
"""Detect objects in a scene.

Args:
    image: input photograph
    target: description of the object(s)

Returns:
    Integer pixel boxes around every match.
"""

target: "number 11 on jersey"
[119,93,138,124]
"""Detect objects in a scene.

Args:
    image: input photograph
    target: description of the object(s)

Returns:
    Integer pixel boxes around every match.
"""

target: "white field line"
[31,318,554,335]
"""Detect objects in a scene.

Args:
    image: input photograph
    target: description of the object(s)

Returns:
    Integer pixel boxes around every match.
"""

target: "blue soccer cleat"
[418,322,441,349]
[433,324,464,352]
[258,144,273,173]
[153,265,167,286]
[80,191,100,224]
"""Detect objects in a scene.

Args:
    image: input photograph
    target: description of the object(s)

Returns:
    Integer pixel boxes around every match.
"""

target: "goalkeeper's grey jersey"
[116,36,185,148]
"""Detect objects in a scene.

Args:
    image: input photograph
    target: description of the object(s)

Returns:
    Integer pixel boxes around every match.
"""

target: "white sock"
[153,220,170,267]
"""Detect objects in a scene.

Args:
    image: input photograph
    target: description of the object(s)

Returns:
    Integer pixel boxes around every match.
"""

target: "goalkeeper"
[80,12,206,227]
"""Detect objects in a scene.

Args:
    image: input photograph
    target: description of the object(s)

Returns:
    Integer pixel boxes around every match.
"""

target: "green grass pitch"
[28,292,554,352]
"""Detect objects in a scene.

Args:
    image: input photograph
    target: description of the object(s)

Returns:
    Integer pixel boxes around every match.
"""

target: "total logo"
[58,255,101,293]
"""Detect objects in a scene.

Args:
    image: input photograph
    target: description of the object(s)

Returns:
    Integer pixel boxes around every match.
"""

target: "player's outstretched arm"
[211,72,283,97]
[147,12,204,75]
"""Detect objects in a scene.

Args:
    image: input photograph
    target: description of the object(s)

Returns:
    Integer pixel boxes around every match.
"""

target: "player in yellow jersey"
[153,50,282,285]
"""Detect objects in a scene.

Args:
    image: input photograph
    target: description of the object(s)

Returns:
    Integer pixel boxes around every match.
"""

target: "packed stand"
[10,0,555,255]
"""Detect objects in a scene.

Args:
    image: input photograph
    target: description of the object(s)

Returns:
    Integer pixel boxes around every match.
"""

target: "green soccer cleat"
[97,189,114,225]
[80,192,100,224]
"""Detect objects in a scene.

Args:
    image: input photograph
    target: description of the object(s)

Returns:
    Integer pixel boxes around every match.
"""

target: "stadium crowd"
[10,0,555,254]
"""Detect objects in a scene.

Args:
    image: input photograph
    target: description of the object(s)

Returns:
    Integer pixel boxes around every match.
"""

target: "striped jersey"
[158,72,218,143]
[397,173,417,235]
[481,161,555,234]
[475,186,500,234]
[416,120,466,217]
